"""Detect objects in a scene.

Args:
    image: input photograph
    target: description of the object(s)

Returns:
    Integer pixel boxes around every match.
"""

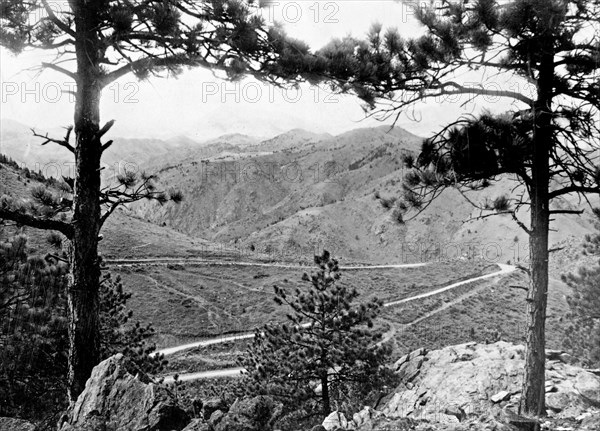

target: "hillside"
[2,122,597,270]
[0,154,234,260]
[118,126,599,271]
[1,125,596,354]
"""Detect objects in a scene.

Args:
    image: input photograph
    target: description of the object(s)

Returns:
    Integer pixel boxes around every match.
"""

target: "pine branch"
[41,0,76,38]
[31,128,75,154]
[0,207,73,238]
[549,209,585,215]
[41,62,77,80]
[96,120,115,139]
[549,186,600,199]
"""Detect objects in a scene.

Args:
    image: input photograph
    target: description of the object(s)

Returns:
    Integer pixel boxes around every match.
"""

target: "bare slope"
[126,126,597,266]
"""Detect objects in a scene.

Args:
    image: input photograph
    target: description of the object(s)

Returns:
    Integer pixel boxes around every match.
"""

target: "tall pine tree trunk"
[320,369,331,416]
[521,47,553,417]
[67,1,102,401]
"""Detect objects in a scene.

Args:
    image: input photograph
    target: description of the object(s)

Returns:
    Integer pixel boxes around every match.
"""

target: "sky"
[0,1,519,141]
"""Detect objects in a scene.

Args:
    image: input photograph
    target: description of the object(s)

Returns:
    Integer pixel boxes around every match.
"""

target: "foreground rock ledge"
[59,354,189,431]
[325,341,600,431]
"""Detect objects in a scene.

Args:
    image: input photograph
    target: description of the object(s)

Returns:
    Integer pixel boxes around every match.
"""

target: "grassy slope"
[114,260,496,348]
[389,271,571,355]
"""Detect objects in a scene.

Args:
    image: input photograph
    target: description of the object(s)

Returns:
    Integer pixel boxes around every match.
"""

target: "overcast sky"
[0,1,517,141]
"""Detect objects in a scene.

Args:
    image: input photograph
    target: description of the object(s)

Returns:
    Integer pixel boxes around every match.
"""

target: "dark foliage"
[0,232,164,424]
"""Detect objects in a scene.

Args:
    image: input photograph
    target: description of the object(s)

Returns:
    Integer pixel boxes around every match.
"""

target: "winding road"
[156,263,516,382]
[106,257,428,271]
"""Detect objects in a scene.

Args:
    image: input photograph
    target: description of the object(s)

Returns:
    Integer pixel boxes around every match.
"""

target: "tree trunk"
[522,175,549,417]
[321,369,331,416]
[67,1,102,402]
[520,47,554,418]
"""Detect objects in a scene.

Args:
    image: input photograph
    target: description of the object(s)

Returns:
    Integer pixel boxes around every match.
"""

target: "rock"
[506,417,540,431]
[491,390,511,403]
[393,348,428,372]
[0,417,35,431]
[397,356,425,383]
[559,353,576,365]
[376,341,600,427]
[209,410,224,427]
[546,349,564,361]
[203,398,227,420]
[580,411,600,430]
[443,405,467,421]
[382,389,420,417]
[214,396,282,431]
[191,398,203,417]
[355,416,418,431]
[310,426,327,431]
[352,406,383,428]
[385,342,525,420]
[322,411,348,430]
[182,419,210,431]
[573,370,600,401]
[59,354,190,431]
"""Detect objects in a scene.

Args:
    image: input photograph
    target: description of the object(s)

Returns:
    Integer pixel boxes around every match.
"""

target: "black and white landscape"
[1,1,599,430]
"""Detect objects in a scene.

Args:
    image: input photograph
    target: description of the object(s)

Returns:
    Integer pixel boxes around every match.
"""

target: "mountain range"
[1,118,597,274]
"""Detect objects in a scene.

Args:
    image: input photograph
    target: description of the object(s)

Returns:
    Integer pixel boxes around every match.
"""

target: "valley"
[0,121,595,383]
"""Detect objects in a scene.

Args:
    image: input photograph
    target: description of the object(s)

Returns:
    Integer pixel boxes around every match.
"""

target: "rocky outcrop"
[385,342,600,422]
[59,354,190,431]
[324,342,600,431]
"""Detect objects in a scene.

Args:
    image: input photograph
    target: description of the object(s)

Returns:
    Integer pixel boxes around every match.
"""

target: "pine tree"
[0,231,164,424]
[239,250,391,424]
[0,0,323,400]
[319,0,600,416]
[0,233,69,423]
[99,272,167,374]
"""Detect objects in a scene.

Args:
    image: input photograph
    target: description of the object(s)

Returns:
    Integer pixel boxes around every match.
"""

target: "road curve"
[156,333,256,357]
[384,263,515,307]
[156,264,517,380]
[151,261,428,357]
[154,263,515,357]
[106,257,428,271]
[162,367,246,383]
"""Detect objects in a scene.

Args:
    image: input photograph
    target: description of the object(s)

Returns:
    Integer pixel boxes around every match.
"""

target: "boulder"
[59,354,189,431]
[0,417,35,431]
[322,411,349,430]
[202,398,227,420]
[209,410,225,428]
[213,396,282,431]
[490,390,511,403]
[580,411,600,430]
[352,406,383,428]
[182,419,210,431]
